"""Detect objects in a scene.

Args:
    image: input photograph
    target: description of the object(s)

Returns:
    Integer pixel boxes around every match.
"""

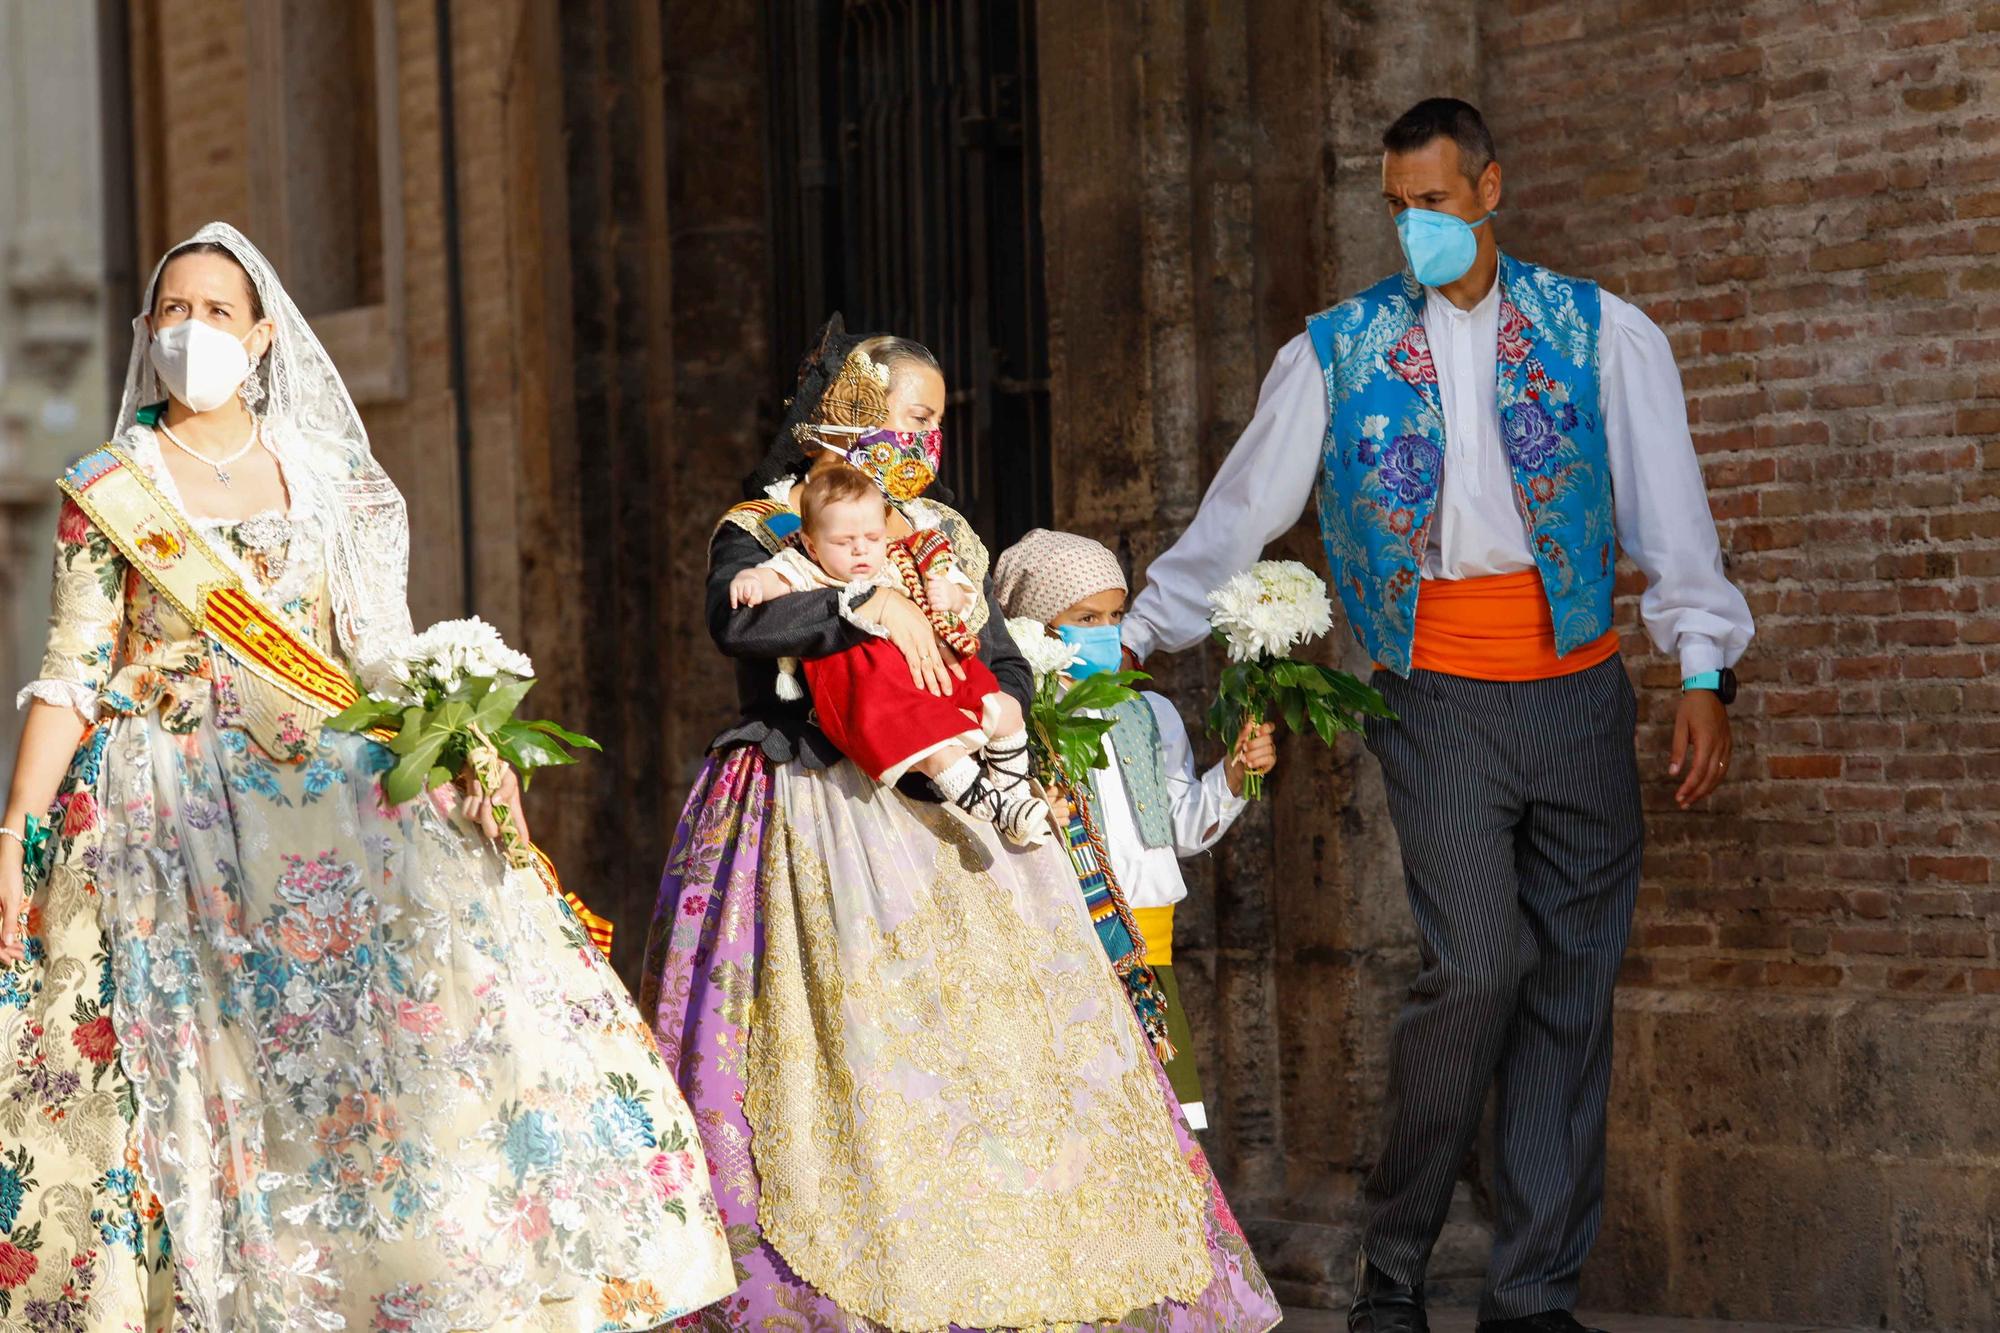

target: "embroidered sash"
[1052,779,1177,1062]
[60,445,614,954]
[716,498,802,555]
[889,528,980,655]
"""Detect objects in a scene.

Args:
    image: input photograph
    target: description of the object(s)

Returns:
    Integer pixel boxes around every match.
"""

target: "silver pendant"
[215,467,232,487]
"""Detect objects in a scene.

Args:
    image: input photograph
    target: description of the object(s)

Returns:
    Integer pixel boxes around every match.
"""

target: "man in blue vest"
[1121,98,1754,1333]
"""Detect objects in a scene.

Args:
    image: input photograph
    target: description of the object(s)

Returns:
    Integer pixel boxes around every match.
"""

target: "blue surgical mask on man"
[1394,206,1495,287]
[1057,623,1124,679]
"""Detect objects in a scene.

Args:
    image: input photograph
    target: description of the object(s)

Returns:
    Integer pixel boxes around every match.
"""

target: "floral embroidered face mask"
[814,424,943,501]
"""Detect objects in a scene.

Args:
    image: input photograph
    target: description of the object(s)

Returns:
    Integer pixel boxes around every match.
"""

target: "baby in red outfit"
[730,465,1049,845]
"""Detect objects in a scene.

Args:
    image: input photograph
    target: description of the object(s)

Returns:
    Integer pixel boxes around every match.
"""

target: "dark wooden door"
[765,0,1052,548]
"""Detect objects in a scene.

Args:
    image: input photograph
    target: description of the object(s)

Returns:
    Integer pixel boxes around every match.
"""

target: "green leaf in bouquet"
[1307,695,1341,747]
[1055,719,1118,777]
[1208,689,1252,745]
[523,718,603,753]
[1273,660,1320,693]
[325,693,400,735]
[1055,670,1148,718]
[1293,665,1337,695]
[1332,669,1398,720]
[1200,688,1232,740]
[382,752,433,805]
[1218,663,1258,707]
[389,706,427,755]
[447,674,496,707]
[385,701,472,788]
[1279,688,1306,737]
[495,721,583,774]
[472,674,537,733]
[438,733,478,786]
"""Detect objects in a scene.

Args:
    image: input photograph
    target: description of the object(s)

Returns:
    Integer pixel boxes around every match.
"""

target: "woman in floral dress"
[0,223,735,1331]
[641,317,1281,1333]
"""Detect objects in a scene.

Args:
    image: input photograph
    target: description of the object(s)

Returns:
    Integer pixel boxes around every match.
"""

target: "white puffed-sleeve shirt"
[1124,278,1754,679]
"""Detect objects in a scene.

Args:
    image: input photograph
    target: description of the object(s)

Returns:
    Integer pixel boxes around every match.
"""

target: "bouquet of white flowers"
[1006,616,1149,785]
[329,617,600,867]
[1205,561,1392,798]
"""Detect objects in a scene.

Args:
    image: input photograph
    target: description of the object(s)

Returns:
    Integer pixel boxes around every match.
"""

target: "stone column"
[0,1,111,773]
[1037,0,1490,1309]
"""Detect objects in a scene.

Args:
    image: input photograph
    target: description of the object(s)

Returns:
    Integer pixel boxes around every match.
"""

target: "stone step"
[1282,1308,1871,1333]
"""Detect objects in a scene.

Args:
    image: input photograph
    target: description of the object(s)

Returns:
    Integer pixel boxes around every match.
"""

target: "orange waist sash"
[1409,568,1619,682]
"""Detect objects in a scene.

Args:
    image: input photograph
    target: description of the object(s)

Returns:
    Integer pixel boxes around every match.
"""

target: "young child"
[993,528,1277,1129]
[731,463,1050,844]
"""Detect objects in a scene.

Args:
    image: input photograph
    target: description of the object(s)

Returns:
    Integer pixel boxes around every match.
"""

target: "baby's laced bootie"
[984,731,1034,787]
[981,737,1050,847]
[937,753,1050,847]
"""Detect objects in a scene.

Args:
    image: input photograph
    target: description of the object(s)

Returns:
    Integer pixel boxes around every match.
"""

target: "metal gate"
[765,0,1051,547]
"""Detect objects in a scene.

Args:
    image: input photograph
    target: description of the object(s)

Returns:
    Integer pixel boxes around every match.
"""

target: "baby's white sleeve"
[759,550,823,593]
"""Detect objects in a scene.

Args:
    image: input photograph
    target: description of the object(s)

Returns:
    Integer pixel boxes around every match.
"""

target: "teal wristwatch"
[1681,668,1737,705]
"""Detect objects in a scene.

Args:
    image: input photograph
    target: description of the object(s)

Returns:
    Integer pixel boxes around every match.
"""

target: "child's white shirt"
[1092,690,1248,910]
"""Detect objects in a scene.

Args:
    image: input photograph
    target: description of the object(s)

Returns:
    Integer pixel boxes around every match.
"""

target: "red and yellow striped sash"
[59,444,615,954]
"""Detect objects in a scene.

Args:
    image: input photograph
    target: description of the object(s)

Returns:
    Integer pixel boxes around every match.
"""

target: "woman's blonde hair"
[810,336,940,432]
[851,335,939,375]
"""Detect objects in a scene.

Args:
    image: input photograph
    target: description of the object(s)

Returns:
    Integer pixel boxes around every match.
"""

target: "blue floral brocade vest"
[1304,253,1616,677]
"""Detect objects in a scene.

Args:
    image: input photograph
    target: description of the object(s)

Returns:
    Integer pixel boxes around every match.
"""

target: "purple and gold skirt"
[641,747,1281,1333]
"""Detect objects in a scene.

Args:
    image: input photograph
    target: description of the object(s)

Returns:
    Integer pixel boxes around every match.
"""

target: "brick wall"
[1483,1,1999,1324]
[1038,0,1499,1307]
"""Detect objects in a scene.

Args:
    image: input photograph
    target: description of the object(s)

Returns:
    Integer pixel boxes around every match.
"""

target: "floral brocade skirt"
[0,715,736,1331]
[640,746,1281,1333]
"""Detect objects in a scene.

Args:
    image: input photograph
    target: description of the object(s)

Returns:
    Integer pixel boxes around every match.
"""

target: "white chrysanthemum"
[1206,560,1334,663]
[365,616,535,702]
[1007,616,1082,684]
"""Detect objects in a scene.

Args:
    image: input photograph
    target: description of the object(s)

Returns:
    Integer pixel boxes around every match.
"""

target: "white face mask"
[149,319,258,414]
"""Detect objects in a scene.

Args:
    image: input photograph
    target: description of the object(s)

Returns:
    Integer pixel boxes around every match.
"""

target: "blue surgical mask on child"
[1393,206,1495,287]
[1057,624,1125,679]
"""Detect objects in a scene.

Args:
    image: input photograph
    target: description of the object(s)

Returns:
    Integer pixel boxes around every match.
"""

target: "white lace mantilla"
[114,222,415,675]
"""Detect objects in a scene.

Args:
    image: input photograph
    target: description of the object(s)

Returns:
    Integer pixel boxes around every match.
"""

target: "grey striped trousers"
[1359,655,1644,1320]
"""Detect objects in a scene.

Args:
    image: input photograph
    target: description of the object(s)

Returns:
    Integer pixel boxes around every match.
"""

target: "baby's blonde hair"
[800,463,888,535]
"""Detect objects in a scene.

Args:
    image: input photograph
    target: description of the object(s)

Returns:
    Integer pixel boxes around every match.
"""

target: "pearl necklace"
[159,420,260,487]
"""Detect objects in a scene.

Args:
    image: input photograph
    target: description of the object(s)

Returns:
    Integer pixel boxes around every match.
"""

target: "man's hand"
[1668,690,1731,809]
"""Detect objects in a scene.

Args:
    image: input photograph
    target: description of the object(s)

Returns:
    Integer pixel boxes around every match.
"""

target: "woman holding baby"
[639,316,1278,1333]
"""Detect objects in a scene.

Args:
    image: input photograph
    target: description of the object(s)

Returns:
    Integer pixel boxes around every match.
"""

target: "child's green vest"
[1082,697,1174,850]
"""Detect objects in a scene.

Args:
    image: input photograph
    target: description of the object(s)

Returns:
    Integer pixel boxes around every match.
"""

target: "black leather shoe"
[1477,1312,1609,1333]
[1348,1253,1429,1333]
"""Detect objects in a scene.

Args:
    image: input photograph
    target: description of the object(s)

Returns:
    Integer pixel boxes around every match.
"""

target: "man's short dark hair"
[1382,98,1496,183]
